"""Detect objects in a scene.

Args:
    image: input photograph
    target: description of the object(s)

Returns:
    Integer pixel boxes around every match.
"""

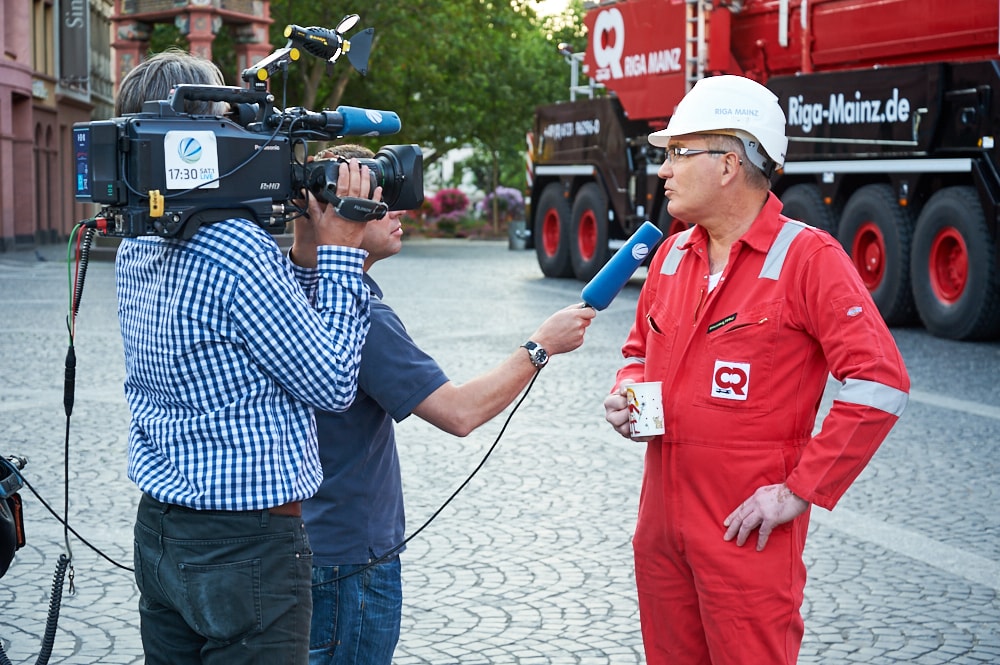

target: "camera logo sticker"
[178,137,203,164]
[711,360,750,401]
[164,131,220,190]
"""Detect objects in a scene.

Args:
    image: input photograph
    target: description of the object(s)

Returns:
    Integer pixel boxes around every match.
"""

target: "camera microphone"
[336,106,402,136]
[580,221,664,310]
[292,106,401,137]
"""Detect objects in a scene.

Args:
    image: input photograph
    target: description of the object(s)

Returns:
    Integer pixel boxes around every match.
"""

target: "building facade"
[0,0,272,250]
[0,0,114,249]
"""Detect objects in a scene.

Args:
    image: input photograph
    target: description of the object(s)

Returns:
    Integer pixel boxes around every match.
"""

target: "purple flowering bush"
[476,186,525,223]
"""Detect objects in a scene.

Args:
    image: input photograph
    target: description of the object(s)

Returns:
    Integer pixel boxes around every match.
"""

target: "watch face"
[533,348,548,366]
[524,341,548,367]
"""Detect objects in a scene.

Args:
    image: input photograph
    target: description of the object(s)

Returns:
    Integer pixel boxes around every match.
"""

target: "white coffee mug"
[626,381,665,438]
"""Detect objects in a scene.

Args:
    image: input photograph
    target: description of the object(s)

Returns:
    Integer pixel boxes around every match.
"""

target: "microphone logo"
[630,243,650,261]
[365,109,384,124]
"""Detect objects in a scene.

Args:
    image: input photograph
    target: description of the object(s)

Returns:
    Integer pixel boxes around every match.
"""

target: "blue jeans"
[309,554,402,665]
[133,494,313,665]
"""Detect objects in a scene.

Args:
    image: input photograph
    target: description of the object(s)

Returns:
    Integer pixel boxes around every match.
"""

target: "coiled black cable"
[72,228,95,321]
[0,554,71,665]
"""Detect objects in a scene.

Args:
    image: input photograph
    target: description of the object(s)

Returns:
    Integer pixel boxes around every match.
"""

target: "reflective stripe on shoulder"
[660,227,696,275]
[759,220,808,281]
[837,378,908,417]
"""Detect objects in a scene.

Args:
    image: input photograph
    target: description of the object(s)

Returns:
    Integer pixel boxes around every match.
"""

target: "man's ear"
[719,152,743,184]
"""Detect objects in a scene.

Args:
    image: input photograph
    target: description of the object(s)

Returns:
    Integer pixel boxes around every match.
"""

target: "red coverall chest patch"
[712,360,750,400]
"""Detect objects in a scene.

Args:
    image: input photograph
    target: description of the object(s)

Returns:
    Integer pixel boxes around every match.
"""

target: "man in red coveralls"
[603,75,910,665]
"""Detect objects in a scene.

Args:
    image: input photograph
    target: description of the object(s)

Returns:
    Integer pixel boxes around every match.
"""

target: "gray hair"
[116,48,226,116]
[704,133,772,189]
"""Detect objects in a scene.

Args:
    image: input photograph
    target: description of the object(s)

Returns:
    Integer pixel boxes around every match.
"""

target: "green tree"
[263,0,585,190]
[147,23,240,85]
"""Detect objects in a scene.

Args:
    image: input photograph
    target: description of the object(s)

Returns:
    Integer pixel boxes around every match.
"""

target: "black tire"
[837,184,918,327]
[911,186,1000,340]
[569,183,610,282]
[781,183,838,235]
[533,184,574,278]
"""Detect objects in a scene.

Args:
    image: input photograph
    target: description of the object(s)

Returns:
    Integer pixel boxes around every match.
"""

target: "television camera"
[72,16,423,239]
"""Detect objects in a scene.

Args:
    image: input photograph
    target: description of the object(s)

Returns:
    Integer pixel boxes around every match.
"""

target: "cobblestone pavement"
[1,237,998,664]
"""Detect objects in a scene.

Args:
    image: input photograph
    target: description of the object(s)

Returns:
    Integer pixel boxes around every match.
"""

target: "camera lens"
[302,144,423,211]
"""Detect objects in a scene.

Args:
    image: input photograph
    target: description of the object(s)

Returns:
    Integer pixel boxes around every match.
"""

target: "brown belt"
[145,494,302,517]
[267,501,302,517]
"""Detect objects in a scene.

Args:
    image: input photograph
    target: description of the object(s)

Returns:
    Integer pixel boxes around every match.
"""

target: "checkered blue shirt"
[116,218,370,511]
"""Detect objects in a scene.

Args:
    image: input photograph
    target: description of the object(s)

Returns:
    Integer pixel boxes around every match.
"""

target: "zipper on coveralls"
[722,317,769,334]
[693,288,706,326]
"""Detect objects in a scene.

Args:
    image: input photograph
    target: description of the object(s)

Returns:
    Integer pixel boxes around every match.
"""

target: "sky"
[535,0,571,16]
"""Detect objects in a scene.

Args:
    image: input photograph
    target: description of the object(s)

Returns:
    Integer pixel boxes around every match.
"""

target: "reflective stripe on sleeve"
[624,357,646,366]
[837,378,908,417]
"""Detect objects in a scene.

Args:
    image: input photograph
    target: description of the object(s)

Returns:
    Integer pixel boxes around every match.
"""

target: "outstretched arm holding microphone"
[413,221,666,436]
[298,144,597,665]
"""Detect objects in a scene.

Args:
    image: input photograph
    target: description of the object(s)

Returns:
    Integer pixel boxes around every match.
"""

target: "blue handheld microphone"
[581,221,664,310]
[336,106,402,136]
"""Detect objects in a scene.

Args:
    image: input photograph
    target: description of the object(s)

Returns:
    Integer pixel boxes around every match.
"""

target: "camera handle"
[167,85,272,120]
[324,194,389,222]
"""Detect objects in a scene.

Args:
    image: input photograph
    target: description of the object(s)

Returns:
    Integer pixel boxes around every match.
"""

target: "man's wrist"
[288,244,317,269]
[521,340,549,369]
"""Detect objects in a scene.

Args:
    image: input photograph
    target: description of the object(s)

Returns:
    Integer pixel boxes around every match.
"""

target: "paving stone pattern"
[0,238,997,664]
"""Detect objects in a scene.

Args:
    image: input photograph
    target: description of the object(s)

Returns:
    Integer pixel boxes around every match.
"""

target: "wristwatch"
[521,340,549,369]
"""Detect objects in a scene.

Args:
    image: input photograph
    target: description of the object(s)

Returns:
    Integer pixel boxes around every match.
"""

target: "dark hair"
[116,48,226,116]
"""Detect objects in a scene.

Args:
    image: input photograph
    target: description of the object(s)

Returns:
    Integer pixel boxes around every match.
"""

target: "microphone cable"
[0,224,94,665]
[43,226,550,586]
[317,367,543,585]
[19,366,545,580]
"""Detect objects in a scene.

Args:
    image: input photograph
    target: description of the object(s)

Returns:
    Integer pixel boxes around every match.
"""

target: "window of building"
[33,0,55,77]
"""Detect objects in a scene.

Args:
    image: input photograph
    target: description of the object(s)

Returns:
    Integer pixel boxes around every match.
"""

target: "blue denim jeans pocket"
[309,555,402,665]
[310,565,342,652]
[178,556,263,642]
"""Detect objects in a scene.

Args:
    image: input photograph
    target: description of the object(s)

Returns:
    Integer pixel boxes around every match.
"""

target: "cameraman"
[301,145,595,665]
[115,50,376,665]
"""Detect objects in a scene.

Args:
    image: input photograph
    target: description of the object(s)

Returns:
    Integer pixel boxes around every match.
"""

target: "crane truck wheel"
[780,184,838,236]
[837,184,918,327]
[570,183,610,282]
[534,183,574,278]
[911,186,1000,340]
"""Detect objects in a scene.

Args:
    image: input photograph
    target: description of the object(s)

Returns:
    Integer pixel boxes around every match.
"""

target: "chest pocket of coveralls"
[695,299,784,414]
[643,296,682,381]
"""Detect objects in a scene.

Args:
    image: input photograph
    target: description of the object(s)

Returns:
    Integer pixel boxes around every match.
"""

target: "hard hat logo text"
[715,108,760,117]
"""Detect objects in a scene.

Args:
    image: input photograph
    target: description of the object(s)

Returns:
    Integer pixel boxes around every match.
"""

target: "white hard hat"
[649,75,788,172]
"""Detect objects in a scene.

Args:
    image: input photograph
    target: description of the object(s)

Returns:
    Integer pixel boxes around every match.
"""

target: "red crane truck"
[526,0,1000,340]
